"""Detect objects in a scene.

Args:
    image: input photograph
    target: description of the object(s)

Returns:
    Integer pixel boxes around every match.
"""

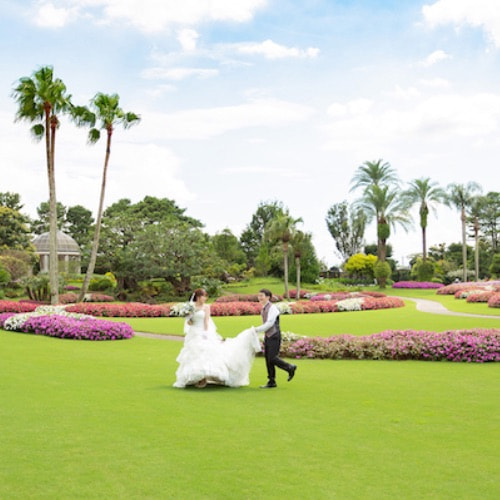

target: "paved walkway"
[133,297,498,340]
[395,296,500,320]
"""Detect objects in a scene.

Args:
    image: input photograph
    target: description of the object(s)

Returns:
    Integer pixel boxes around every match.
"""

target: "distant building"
[32,231,81,274]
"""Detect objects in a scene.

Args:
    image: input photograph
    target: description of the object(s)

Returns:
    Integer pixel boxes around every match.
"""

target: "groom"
[254,289,297,389]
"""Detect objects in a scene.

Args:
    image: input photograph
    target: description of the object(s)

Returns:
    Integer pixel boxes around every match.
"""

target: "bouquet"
[169,301,195,318]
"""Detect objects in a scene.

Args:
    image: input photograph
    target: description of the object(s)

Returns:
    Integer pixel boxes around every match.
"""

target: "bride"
[173,288,262,388]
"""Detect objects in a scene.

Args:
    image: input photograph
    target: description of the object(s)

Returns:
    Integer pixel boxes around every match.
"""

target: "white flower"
[3,306,93,331]
[169,301,195,317]
[336,297,365,311]
[275,302,293,314]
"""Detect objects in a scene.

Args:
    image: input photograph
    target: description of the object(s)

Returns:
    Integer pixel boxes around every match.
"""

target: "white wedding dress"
[173,308,262,388]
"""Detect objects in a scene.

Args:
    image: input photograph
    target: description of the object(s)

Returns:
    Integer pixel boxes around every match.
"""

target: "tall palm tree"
[74,93,140,302]
[356,185,412,263]
[290,230,311,299]
[266,213,302,299]
[402,177,446,261]
[446,182,482,282]
[350,159,400,193]
[12,66,72,304]
[468,196,484,281]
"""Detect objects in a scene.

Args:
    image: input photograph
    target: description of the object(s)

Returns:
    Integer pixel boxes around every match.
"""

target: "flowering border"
[281,329,499,363]
[392,281,444,289]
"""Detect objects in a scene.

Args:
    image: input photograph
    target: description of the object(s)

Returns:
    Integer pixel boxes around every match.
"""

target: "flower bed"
[65,302,171,317]
[281,329,500,363]
[215,293,282,303]
[288,289,310,299]
[393,281,444,289]
[437,282,500,295]
[488,294,500,308]
[454,289,485,299]
[310,291,386,302]
[465,291,496,303]
[0,306,133,340]
[0,300,37,313]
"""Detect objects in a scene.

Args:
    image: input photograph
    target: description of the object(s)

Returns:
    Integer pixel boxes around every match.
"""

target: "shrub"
[288,289,310,299]
[489,253,500,278]
[0,300,37,313]
[412,258,435,282]
[215,294,282,303]
[488,293,500,308]
[437,281,500,295]
[393,281,444,289]
[374,260,392,288]
[65,302,171,317]
[466,292,495,303]
[281,329,500,363]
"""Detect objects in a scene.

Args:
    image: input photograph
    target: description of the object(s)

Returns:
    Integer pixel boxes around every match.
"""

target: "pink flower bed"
[215,294,282,303]
[0,300,37,313]
[310,291,386,302]
[465,292,496,303]
[288,289,310,299]
[0,313,133,340]
[488,294,500,308]
[393,281,444,289]
[437,282,500,295]
[65,302,171,317]
[282,329,500,363]
[210,301,262,316]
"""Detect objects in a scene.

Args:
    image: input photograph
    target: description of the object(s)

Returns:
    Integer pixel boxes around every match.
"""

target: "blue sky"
[1,0,499,267]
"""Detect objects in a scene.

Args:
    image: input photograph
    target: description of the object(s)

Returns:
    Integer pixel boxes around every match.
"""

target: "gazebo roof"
[32,231,81,255]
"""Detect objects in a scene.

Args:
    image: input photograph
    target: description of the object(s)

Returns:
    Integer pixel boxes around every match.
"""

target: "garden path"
[396,296,499,320]
[133,297,498,340]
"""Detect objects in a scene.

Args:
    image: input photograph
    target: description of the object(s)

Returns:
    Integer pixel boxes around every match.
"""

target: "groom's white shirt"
[255,302,279,333]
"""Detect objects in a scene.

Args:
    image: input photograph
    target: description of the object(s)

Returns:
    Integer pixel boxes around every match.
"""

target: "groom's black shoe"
[260,382,277,388]
[287,365,297,382]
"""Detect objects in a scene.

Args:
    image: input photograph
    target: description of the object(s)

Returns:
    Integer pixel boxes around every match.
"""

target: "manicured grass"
[113,300,499,337]
[1,331,498,499]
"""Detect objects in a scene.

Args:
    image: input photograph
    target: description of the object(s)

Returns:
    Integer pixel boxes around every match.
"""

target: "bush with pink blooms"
[281,329,500,363]
[392,281,444,289]
[0,300,37,313]
[288,289,310,299]
[488,294,500,308]
[437,281,500,295]
[65,302,171,317]
[464,291,496,303]
[215,293,282,303]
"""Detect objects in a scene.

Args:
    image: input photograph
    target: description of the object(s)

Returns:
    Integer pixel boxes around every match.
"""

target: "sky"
[0,0,499,268]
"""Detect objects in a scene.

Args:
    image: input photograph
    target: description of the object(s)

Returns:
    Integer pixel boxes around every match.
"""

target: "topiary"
[374,260,392,288]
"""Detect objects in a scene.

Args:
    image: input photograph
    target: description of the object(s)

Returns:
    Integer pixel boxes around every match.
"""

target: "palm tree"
[356,185,412,263]
[12,66,72,304]
[446,182,482,282]
[290,230,311,299]
[350,159,400,193]
[468,196,484,281]
[74,93,140,302]
[402,177,446,261]
[265,213,302,299]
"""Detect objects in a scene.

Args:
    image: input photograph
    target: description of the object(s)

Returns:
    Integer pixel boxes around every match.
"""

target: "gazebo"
[32,231,81,274]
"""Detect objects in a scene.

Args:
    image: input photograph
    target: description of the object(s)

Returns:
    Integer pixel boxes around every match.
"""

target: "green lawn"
[1,331,499,499]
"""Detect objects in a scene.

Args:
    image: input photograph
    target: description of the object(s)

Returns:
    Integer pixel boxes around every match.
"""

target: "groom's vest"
[261,302,280,337]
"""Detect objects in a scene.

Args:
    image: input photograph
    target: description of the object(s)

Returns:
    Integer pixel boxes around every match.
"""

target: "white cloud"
[419,49,451,66]
[327,98,373,117]
[234,39,319,59]
[34,1,76,28]
[177,28,199,51]
[423,0,500,48]
[141,67,219,81]
[31,0,267,32]
[384,86,421,100]
[323,91,500,152]
[418,78,451,88]
[137,98,314,140]
[221,166,307,178]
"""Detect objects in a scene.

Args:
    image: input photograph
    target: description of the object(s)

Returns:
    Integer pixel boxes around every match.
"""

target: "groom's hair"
[259,288,272,298]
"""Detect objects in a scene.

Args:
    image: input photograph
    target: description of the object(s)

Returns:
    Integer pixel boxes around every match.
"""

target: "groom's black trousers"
[264,332,293,382]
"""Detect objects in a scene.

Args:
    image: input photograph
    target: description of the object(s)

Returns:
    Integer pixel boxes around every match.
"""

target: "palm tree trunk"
[48,114,59,304]
[296,256,301,299]
[283,241,289,299]
[474,217,479,281]
[78,130,112,302]
[422,225,427,261]
[461,207,467,282]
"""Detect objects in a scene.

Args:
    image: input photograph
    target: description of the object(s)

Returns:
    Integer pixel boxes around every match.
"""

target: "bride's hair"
[191,288,207,302]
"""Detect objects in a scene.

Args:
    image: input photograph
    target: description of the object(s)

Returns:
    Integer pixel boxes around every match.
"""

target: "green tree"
[350,159,400,192]
[344,253,377,282]
[265,212,302,299]
[13,66,72,303]
[0,206,32,250]
[31,201,67,234]
[402,177,446,261]
[0,192,23,211]
[212,229,246,266]
[477,192,499,252]
[446,182,482,282]
[74,93,140,302]
[240,200,285,267]
[325,201,366,261]
[290,231,319,296]
[66,205,94,248]
[355,184,411,277]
